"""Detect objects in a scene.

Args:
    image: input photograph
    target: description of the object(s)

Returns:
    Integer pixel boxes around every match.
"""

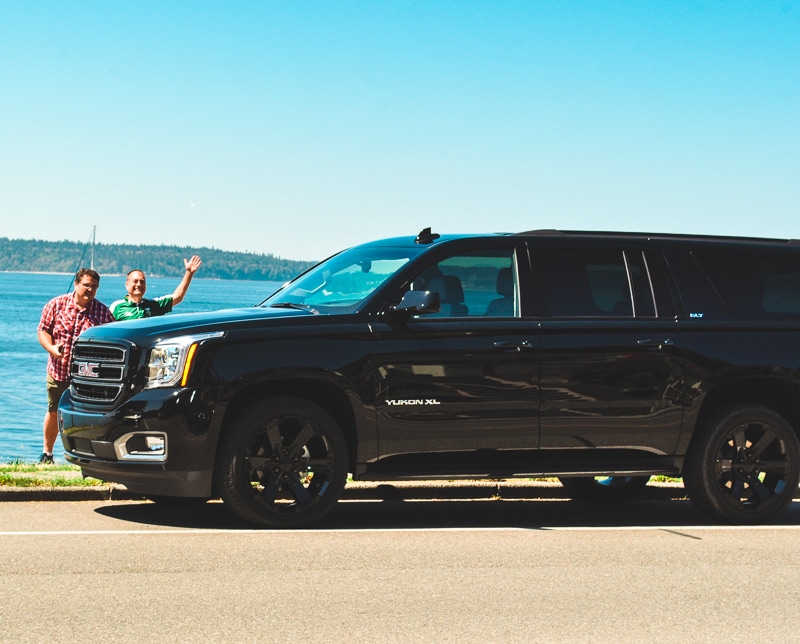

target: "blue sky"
[1,1,798,262]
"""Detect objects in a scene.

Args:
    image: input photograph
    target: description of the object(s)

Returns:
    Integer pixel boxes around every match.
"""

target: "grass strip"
[0,473,107,487]
[0,462,107,487]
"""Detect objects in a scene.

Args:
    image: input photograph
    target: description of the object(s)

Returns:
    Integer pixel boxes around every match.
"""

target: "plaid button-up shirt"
[38,293,115,382]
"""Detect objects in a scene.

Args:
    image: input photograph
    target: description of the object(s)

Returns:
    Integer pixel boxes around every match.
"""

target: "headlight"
[144,332,224,389]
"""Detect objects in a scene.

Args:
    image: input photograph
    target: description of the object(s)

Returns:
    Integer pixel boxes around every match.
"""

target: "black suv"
[59,228,800,527]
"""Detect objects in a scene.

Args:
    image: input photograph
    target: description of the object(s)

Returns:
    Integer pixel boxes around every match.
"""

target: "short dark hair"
[74,268,100,285]
[126,269,145,278]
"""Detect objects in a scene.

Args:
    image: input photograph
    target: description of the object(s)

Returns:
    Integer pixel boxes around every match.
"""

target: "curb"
[0,484,139,502]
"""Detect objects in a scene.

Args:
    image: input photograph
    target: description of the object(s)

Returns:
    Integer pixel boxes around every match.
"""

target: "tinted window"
[536,248,630,317]
[693,249,800,318]
[662,249,726,320]
[407,250,518,318]
[533,247,663,318]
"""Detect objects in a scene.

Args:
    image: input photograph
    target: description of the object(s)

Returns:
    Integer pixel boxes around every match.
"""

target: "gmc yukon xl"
[59,228,800,527]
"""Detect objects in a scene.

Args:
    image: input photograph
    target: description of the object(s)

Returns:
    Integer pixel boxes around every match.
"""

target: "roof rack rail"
[515,229,795,243]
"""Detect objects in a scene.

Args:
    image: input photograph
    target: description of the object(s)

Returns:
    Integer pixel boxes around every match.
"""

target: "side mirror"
[393,290,440,315]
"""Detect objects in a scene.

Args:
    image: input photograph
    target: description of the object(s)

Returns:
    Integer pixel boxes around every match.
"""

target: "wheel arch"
[688,376,800,454]
[216,375,362,478]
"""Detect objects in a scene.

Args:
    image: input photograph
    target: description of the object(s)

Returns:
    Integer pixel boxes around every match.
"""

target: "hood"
[80,305,319,345]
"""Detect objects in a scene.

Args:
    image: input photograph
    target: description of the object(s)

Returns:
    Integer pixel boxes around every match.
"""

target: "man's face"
[126,271,147,300]
[74,276,99,307]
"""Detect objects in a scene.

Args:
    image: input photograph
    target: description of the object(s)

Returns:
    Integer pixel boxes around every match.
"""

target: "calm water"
[0,272,283,463]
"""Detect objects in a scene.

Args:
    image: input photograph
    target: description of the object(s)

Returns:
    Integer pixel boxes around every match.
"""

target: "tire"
[214,396,349,529]
[559,475,650,502]
[683,405,800,524]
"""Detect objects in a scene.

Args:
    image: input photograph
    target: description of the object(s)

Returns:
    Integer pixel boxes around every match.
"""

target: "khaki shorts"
[46,374,69,412]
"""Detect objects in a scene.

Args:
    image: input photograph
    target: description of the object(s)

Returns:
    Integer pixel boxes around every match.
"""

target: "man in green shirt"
[111,255,202,321]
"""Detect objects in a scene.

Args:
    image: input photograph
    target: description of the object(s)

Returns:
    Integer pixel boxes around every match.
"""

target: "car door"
[369,243,540,463]
[533,243,685,456]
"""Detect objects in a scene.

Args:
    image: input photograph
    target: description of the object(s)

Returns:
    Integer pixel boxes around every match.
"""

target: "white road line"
[3,524,800,536]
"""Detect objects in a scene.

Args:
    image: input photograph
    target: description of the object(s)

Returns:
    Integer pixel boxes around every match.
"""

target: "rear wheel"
[214,396,349,528]
[683,405,800,524]
[559,476,650,502]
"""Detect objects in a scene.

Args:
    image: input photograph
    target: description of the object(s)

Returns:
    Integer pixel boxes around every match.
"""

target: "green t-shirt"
[110,295,173,321]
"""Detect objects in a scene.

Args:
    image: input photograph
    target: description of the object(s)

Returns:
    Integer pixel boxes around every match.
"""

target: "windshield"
[261,244,420,313]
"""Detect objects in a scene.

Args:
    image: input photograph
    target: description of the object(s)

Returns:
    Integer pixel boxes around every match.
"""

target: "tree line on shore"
[0,238,316,281]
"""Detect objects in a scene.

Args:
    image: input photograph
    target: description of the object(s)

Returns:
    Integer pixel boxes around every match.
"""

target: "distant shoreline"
[0,239,314,281]
[1,270,74,275]
[0,271,285,282]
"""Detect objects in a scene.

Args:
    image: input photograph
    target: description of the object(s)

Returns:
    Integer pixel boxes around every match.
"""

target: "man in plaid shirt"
[37,268,114,463]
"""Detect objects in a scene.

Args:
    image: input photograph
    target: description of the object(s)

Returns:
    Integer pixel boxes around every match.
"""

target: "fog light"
[114,432,168,462]
[145,435,166,452]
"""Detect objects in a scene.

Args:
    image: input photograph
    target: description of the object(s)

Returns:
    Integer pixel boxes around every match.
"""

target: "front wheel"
[214,396,349,529]
[559,476,650,502]
[683,405,800,524]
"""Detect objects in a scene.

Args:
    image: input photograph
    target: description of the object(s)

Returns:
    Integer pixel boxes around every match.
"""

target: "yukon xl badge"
[385,399,441,406]
[76,362,100,378]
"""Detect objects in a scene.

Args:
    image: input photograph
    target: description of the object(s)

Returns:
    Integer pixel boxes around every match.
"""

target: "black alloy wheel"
[215,396,349,529]
[683,404,800,524]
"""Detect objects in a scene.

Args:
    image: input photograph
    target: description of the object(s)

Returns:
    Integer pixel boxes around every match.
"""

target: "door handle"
[493,340,534,352]
[636,339,674,350]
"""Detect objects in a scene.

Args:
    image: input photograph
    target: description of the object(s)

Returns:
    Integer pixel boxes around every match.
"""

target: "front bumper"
[58,387,217,498]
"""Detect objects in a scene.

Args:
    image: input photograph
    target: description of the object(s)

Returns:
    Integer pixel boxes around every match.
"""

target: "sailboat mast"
[68,226,97,293]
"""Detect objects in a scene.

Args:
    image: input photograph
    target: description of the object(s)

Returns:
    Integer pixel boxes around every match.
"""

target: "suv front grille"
[70,342,131,405]
[73,345,126,362]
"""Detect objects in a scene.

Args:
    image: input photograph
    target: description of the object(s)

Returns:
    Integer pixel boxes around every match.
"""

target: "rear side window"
[692,249,800,318]
[534,247,659,318]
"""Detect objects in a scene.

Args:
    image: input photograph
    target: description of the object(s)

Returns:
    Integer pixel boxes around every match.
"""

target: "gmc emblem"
[76,362,100,378]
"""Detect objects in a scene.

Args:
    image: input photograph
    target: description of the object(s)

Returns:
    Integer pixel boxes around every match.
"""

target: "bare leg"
[43,410,59,454]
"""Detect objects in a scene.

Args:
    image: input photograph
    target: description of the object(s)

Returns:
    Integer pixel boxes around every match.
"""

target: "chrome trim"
[114,431,168,462]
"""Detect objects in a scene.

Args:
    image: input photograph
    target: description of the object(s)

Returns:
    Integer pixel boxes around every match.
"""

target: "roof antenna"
[415,227,440,244]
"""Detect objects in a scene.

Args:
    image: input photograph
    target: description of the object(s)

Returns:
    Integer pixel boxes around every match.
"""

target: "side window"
[764,273,800,314]
[662,249,727,320]
[534,247,661,318]
[408,250,518,318]
[692,249,800,318]
[536,248,630,317]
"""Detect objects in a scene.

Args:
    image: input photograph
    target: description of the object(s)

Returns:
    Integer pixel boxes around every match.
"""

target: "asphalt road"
[2,493,800,642]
